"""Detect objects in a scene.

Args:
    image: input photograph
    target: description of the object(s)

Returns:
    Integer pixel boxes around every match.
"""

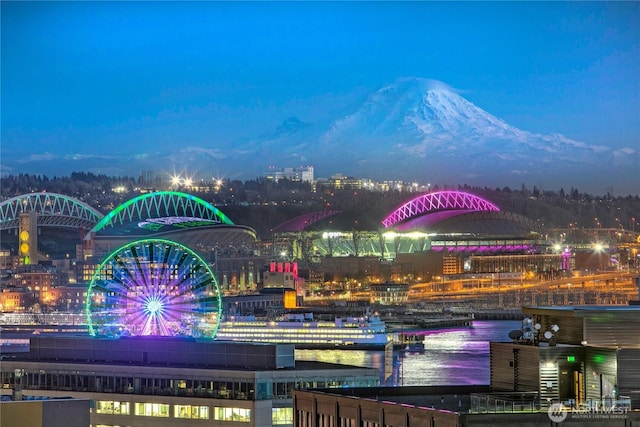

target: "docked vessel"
[0,312,394,349]
[215,313,391,349]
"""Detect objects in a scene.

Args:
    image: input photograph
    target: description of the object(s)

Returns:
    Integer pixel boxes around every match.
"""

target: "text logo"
[548,403,568,423]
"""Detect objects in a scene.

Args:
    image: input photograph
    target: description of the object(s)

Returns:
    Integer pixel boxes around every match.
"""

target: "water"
[295,320,521,386]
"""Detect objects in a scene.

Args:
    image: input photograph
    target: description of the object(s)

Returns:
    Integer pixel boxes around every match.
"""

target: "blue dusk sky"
[1,1,639,194]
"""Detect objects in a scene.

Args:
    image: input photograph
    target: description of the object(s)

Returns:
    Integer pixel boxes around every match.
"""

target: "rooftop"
[523,305,640,318]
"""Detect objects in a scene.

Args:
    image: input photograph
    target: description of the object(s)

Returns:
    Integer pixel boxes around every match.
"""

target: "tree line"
[1,172,639,238]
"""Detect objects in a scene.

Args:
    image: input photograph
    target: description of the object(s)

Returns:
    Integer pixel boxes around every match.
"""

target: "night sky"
[2,1,638,193]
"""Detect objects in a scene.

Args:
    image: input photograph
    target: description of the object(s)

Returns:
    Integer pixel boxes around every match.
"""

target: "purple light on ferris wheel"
[86,239,222,339]
[382,190,500,228]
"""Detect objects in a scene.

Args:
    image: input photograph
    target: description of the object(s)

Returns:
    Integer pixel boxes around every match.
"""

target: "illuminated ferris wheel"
[86,238,221,339]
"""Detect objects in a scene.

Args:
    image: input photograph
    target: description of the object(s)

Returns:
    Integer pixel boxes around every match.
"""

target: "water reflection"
[295,320,521,386]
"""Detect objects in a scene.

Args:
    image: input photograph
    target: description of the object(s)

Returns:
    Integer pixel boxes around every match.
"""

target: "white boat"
[0,312,393,349]
[215,313,391,349]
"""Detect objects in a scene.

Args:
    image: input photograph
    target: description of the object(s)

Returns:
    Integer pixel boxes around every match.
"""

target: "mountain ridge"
[245,77,635,190]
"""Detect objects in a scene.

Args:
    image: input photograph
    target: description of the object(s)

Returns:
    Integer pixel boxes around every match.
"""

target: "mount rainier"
[228,77,635,190]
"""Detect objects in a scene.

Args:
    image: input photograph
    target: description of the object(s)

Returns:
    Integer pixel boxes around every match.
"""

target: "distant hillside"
[2,173,639,240]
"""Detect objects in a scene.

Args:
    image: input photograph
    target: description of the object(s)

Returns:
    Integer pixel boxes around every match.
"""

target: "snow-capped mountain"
[12,77,633,193]
[314,78,612,177]
[234,77,634,189]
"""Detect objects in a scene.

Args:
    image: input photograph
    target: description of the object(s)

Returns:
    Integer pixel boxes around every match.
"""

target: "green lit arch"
[0,192,104,231]
[86,238,222,339]
[88,191,233,235]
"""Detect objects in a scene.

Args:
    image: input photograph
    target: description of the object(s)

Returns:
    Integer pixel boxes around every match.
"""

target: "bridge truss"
[88,191,234,235]
[0,193,104,231]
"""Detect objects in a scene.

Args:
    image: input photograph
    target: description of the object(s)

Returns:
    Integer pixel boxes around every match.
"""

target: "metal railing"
[470,392,540,413]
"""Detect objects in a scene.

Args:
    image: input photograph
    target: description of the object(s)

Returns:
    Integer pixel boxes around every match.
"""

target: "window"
[134,402,170,417]
[175,405,209,419]
[214,407,251,422]
[272,407,293,424]
[95,400,130,415]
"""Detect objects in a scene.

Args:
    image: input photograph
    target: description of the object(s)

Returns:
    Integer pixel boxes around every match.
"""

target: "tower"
[19,211,38,265]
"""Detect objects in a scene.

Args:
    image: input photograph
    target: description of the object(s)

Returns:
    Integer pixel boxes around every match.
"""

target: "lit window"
[134,402,170,417]
[272,407,293,424]
[214,407,251,422]
[175,405,209,419]
[95,400,130,415]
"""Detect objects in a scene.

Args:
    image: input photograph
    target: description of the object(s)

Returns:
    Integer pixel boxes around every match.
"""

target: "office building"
[0,336,380,427]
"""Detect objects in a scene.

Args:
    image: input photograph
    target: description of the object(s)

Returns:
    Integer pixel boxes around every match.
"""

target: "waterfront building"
[369,282,409,305]
[222,289,295,316]
[0,336,380,427]
[491,305,640,408]
[469,253,562,276]
[292,304,640,427]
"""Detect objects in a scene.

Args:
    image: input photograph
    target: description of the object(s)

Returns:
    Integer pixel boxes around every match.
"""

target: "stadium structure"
[80,191,261,293]
[270,190,553,280]
[84,191,256,259]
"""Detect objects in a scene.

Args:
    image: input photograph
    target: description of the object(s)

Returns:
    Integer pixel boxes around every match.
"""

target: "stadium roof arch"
[382,190,500,229]
[0,192,104,231]
[268,191,548,260]
[88,191,257,258]
[375,190,546,255]
[88,191,233,236]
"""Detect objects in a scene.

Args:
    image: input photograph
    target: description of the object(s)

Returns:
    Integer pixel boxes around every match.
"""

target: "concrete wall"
[0,399,89,427]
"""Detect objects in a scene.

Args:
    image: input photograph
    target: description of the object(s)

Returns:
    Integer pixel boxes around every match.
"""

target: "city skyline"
[1,2,639,195]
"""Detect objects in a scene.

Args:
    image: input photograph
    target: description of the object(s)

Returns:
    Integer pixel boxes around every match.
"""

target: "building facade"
[0,336,380,427]
[491,305,640,409]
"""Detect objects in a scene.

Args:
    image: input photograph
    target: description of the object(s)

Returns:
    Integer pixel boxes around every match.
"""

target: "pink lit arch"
[382,190,499,228]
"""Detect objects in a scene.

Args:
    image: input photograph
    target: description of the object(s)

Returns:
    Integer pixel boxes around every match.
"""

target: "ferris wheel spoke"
[130,245,154,293]
[112,254,145,290]
[154,244,173,288]
[87,238,222,339]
